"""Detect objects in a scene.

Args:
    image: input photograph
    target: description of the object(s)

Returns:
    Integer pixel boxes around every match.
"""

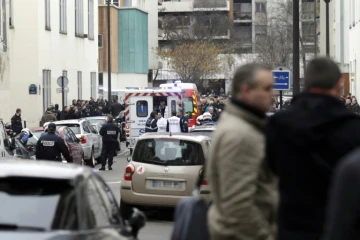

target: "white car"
[44,119,102,166]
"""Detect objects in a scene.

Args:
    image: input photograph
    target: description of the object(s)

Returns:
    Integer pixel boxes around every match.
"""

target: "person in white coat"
[166,111,184,133]
[157,112,167,132]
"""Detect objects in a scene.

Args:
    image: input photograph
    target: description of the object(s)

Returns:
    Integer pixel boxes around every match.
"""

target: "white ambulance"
[104,87,189,152]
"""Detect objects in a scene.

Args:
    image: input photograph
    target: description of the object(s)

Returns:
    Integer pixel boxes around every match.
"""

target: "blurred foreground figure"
[266,57,360,240]
[207,63,278,240]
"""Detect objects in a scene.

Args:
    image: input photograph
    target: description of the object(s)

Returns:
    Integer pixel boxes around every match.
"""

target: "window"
[98,34,103,48]
[184,98,194,114]
[91,72,97,98]
[85,178,112,228]
[60,0,67,33]
[62,70,68,106]
[105,0,120,6]
[64,129,74,143]
[255,25,267,35]
[171,100,176,112]
[136,101,148,117]
[168,15,190,28]
[133,139,206,166]
[123,0,132,7]
[88,0,94,40]
[233,3,252,20]
[98,73,103,86]
[9,0,14,28]
[255,2,266,13]
[233,23,252,44]
[43,70,51,112]
[45,0,51,30]
[77,71,82,99]
[82,123,91,133]
[57,124,81,134]
[75,0,84,37]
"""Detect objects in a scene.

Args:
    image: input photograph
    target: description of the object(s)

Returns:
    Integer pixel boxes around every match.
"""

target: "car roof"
[139,132,211,142]
[0,160,92,180]
[82,116,106,120]
[47,120,85,125]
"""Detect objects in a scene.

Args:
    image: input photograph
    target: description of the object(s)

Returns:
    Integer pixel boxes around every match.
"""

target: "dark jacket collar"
[231,98,266,119]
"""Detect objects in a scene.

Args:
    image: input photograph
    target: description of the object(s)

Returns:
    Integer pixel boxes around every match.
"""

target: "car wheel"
[86,149,96,167]
[120,200,134,220]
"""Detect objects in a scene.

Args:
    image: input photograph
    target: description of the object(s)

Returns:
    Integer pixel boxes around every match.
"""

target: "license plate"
[152,180,183,189]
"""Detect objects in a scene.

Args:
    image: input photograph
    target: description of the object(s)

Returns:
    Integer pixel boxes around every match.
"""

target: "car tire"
[86,149,96,167]
[120,200,134,220]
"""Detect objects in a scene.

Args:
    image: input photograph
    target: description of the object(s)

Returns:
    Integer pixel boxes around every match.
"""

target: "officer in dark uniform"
[177,109,189,133]
[99,115,119,171]
[36,123,72,162]
[145,111,158,133]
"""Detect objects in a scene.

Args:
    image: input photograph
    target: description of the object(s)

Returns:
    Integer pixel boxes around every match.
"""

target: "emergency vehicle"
[103,81,201,151]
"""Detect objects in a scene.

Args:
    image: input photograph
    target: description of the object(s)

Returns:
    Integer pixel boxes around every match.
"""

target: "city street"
[96,145,173,240]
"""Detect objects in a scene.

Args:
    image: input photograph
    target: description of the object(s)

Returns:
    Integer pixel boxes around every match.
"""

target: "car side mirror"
[127,156,131,162]
[75,138,80,143]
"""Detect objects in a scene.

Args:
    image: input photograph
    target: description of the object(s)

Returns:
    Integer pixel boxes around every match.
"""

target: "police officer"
[145,111,158,133]
[177,109,189,133]
[36,123,72,162]
[99,115,119,171]
[166,111,184,133]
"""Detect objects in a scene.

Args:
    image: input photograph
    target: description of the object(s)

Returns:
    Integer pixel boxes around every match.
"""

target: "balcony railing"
[233,3,252,21]
[233,12,252,21]
[193,0,227,9]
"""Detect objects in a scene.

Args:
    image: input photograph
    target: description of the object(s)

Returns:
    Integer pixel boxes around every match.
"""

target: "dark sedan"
[0,160,145,240]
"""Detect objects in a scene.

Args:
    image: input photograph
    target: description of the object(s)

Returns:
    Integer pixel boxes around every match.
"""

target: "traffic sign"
[57,76,69,88]
[272,70,291,91]
[56,88,69,93]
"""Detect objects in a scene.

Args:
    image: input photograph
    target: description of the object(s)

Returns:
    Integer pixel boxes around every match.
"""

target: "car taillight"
[198,168,208,185]
[80,136,87,144]
[125,126,130,137]
[124,164,135,181]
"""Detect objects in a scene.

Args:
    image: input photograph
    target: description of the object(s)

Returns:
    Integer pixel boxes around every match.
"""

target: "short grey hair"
[231,63,271,97]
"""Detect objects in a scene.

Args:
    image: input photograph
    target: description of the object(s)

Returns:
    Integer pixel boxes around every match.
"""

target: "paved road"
[96,144,173,240]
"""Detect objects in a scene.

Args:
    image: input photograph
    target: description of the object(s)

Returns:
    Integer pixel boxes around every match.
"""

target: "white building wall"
[144,0,159,70]
[349,0,360,97]
[0,0,98,128]
[101,73,147,90]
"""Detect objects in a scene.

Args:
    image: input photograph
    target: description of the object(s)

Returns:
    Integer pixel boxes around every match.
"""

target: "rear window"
[87,118,106,125]
[0,177,76,230]
[133,138,205,166]
[56,124,81,134]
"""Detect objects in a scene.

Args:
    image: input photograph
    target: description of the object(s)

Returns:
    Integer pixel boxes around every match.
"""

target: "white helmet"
[21,128,33,137]
[202,112,212,121]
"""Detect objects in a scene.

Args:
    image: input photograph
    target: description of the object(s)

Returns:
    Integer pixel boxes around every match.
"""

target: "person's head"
[106,115,114,123]
[82,105,86,110]
[352,99,357,105]
[46,107,52,112]
[157,112,163,119]
[231,63,274,112]
[177,109,183,117]
[16,108,21,116]
[352,96,356,100]
[304,57,343,97]
[171,111,177,117]
[209,107,214,114]
[55,104,59,110]
[63,106,68,112]
[98,105,103,110]
[85,101,89,105]
[347,93,352,98]
[48,123,56,133]
[150,111,157,118]
[72,99,76,104]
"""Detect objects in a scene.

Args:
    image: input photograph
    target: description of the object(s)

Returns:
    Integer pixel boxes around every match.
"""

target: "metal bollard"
[24,120,27,128]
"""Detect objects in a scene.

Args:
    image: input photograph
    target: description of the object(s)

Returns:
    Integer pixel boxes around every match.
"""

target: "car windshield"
[133,138,205,166]
[56,124,81,134]
[190,130,214,138]
[0,177,76,231]
[86,118,106,125]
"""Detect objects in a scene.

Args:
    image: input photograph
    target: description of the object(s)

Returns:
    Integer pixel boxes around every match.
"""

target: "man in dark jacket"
[36,123,72,162]
[53,104,61,118]
[99,115,119,171]
[266,57,360,240]
[145,111,158,133]
[40,108,57,126]
[59,106,68,120]
[351,99,360,114]
[80,105,91,118]
[11,108,23,134]
[65,106,80,120]
[111,100,125,118]
[95,106,105,116]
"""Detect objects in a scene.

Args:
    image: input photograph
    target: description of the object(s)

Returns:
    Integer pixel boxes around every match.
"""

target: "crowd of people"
[39,97,125,126]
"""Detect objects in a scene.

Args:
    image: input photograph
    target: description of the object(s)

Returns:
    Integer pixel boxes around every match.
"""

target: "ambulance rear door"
[167,95,179,119]
[129,94,153,148]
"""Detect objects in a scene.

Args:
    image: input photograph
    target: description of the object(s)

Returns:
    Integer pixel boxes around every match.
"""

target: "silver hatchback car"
[120,133,211,218]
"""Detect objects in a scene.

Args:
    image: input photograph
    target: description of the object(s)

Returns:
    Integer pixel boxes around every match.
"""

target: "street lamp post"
[107,0,112,103]
[293,0,300,95]
[324,0,331,57]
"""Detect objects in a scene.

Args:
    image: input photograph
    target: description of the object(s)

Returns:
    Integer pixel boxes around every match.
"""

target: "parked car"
[189,123,216,138]
[44,119,102,167]
[0,160,146,240]
[120,132,211,219]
